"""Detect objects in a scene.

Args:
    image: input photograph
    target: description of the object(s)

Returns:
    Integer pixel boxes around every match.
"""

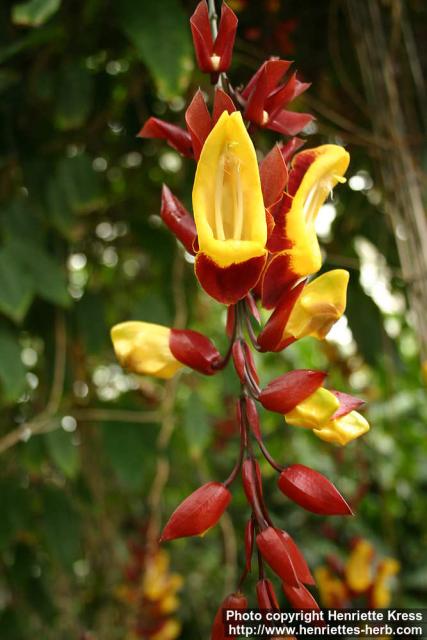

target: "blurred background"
[1,0,427,637]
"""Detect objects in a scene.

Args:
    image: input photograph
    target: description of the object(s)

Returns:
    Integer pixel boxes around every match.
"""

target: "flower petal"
[285,387,340,429]
[313,410,370,446]
[161,185,197,255]
[138,117,193,157]
[259,370,327,414]
[195,252,266,304]
[169,328,222,375]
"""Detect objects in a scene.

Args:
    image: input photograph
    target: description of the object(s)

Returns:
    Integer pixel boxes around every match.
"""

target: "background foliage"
[0,0,426,637]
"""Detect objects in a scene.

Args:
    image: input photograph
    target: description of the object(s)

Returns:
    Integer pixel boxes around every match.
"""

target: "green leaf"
[183,391,210,458]
[40,488,81,569]
[0,246,34,322]
[12,0,62,27]
[45,428,80,478]
[45,176,74,236]
[102,422,156,491]
[54,62,93,130]
[56,154,105,214]
[118,0,192,98]
[0,325,27,403]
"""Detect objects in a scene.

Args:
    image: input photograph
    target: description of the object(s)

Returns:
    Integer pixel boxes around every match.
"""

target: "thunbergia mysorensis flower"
[111,0,370,632]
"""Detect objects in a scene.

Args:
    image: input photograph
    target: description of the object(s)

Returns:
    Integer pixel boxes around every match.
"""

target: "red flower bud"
[278,464,353,516]
[278,531,314,585]
[244,397,262,441]
[243,342,259,384]
[244,519,254,572]
[232,341,246,383]
[282,582,320,610]
[241,458,263,508]
[256,527,299,586]
[161,185,197,254]
[169,329,222,375]
[256,578,279,609]
[226,305,236,339]
[160,482,231,542]
[138,117,193,157]
[211,592,248,640]
[190,1,238,75]
[259,370,326,414]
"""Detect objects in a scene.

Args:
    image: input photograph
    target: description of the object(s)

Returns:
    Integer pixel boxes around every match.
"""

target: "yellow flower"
[315,566,348,607]
[283,270,349,341]
[151,619,181,640]
[313,410,369,446]
[111,321,182,379]
[285,145,350,278]
[371,558,400,607]
[193,111,267,268]
[345,539,374,592]
[285,387,340,429]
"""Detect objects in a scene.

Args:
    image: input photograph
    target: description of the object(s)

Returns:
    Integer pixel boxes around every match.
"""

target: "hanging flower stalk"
[112,0,370,634]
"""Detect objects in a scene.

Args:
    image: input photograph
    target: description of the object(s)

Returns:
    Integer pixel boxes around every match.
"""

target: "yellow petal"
[315,566,348,607]
[151,620,181,640]
[345,539,374,593]
[371,559,400,607]
[285,145,350,278]
[193,111,267,268]
[283,270,349,341]
[314,410,369,446]
[285,387,340,429]
[111,321,182,379]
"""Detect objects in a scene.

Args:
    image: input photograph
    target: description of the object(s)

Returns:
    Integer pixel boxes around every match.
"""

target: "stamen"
[233,161,243,240]
[215,153,226,240]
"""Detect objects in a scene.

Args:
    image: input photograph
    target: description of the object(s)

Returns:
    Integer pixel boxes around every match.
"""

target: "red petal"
[244,66,269,124]
[256,578,280,609]
[244,519,254,573]
[268,110,314,136]
[213,88,236,123]
[260,253,299,310]
[138,117,193,157]
[169,329,222,375]
[244,397,262,441]
[279,137,306,164]
[160,482,231,542]
[279,531,315,585]
[195,253,267,305]
[213,2,238,72]
[241,59,292,100]
[331,390,365,419]
[260,145,289,209]
[259,370,326,414]
[278,464,353,516]
[258,280,305,352]
[185,89,212,160]
[161,185,197,255]
[190,1,214,73]
[256,527,299,586]
[241,458,263,509]
[232,340,245,383]
[265,73,298,118]
[287,148,318,196]
[211,592,248,640]
[243,342,259,384]
[245,292,261,324]
[282,582,320,610]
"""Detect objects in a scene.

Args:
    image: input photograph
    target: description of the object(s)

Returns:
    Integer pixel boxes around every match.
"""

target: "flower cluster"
[316,539,400,608]
[111,1,371,634]
[117,539,183,640]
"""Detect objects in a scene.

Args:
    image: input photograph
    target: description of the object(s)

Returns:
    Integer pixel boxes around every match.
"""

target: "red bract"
[241,58,312,135]
[169,329,222,375]
[260,145,289,209]
[256,527,299,586]
[160,185,197,255]
[279,531,314,585]
[282,582,320,610]
[137,118,193,157]
[258,280,305,351]
[211,592,247,640]
[256,578,279,609]
[190,1,238,75]
[331,390,365,419]
[278,464,353,516]
[244,397,262,441]
[259,370,326,414]
[232,341,246,383]
[185,88,235,160]
[160,482,231,542]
